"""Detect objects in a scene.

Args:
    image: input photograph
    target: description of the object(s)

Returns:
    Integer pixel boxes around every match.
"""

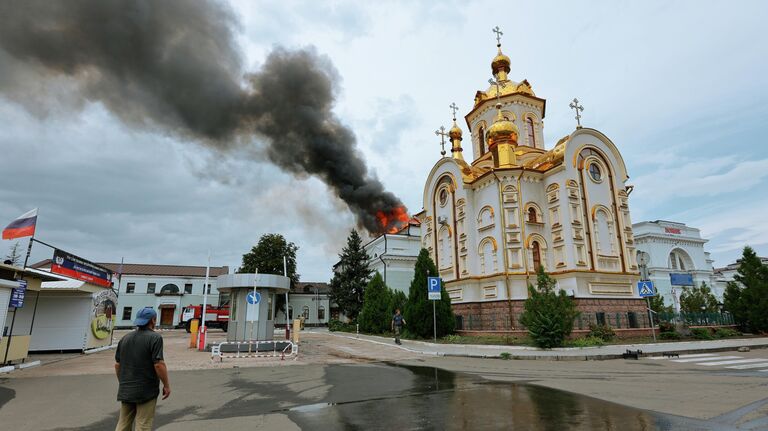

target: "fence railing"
[455,311,735,331]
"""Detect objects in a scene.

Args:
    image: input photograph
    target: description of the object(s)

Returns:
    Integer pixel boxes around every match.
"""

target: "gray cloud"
[0,0,408,234]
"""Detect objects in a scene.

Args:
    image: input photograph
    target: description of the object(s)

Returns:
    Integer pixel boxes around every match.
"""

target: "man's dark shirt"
[115,328,164,403]
[393,314,404,327]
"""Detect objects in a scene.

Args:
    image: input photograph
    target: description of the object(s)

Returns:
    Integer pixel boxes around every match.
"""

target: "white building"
[713,256,768,294]
[275,282,331,327]
[99,263,230,328]
[633,220,721,311]
[417,34,645,330]
[364,219,422,294]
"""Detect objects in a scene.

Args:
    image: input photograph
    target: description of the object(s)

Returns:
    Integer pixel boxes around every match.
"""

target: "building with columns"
[633,220,721,312]
[416,32,646,330]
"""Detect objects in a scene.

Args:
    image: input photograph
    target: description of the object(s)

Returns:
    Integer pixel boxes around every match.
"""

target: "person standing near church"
[114,307,171,431]
[391,308,406,345]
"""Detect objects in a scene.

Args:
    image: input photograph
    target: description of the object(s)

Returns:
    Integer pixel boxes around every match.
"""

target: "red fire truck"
[180,304,229,332]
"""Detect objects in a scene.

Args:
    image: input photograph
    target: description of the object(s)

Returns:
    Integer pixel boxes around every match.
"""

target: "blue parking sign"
[427,277,441,300]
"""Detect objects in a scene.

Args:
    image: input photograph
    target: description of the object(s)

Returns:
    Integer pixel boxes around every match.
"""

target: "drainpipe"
[491,171,514,326]
[379,234,388,285]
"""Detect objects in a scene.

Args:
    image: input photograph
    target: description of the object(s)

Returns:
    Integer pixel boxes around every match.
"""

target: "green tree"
[390,289,407,317]
[329,230,372,320]
[358,272,393,334]
[238,233,299,317]
[238,233,299,284]
[725,246,768,332]
[679,282,719,313]
[404,249,455,338]
[649,294,673,316]
[520,266,579,348]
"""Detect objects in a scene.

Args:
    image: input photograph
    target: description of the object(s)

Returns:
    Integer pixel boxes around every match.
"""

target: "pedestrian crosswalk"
[649,352,768,373]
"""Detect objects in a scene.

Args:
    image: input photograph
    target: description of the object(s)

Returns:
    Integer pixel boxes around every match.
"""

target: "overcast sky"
[1,1,767,281]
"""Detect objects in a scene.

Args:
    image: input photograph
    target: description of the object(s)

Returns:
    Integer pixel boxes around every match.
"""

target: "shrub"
[499,352,512,360]
[659,331,681,340]
[443,334,461,344]
[520,266,579,349]
[714,327,741,338]
[658,321,675,334]
[358,273,393,334]
[568,336,605,348]
[588,323,616,341]
[690,327,714,340]
[328,319,355,333]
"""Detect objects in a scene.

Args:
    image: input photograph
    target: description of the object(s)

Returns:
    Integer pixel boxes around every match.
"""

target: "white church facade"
[416,33,647,331]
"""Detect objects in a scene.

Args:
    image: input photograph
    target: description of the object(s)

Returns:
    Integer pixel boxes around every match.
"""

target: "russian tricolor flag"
[2,209,38,240]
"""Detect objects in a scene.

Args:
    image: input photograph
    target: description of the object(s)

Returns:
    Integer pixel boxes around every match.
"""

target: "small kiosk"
[215,273,290,342]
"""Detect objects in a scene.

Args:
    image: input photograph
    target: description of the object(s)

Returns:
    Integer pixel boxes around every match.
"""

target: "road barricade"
[210,340,298,362]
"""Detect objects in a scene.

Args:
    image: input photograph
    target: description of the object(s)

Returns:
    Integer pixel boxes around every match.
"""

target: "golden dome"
[487,104,518,145]
[491,47,511,74]
[449,121,463,140]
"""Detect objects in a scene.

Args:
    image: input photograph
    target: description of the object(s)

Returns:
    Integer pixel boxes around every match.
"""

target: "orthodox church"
[416,30,646,330]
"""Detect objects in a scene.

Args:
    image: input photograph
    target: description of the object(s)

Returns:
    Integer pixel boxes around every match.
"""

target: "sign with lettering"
[427,277,441,300]
[664,227,682,234]
[51,249,113,287]
[9,280,27,308]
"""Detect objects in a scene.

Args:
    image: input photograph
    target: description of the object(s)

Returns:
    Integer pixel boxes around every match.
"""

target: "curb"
[324,332,768,361]
[85,344,117,355]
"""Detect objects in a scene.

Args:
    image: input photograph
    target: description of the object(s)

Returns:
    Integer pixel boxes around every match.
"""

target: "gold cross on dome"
[435,125,448,157]
[569,98,584,128]
[492,26,503,46]
[449,102,459,121]
[488,76,505,103]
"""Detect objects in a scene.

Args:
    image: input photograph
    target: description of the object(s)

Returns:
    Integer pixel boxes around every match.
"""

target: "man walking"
[391,308,406,345]
[114,307,170,431]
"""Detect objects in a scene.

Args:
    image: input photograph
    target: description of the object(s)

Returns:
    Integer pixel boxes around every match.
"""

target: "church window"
[527,207,537,223]
[478,126,486,155]
[532,241,542,271]
[588,163,602,182]
[526,117,536,147]
[438,188,448,207]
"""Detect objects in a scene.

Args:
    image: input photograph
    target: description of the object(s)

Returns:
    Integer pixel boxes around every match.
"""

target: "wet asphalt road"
[0,361,742,430]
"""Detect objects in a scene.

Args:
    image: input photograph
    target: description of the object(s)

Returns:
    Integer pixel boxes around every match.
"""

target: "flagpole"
[4,209,37,365]
[201,251,211,333]
[284,256,289,337]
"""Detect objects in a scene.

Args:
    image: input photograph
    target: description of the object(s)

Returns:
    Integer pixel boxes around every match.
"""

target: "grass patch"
[565,336,606,348]
[499,352,512,360]
[438,334,527,346]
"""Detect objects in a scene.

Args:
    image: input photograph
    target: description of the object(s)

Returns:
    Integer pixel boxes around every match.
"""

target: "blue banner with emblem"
[9,279,27,308]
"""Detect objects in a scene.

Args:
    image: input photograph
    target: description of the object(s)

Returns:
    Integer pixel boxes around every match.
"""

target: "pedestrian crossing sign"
[637,281,655,297]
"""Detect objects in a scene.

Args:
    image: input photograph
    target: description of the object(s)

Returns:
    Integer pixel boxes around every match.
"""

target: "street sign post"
[637,280,657,342]
[427,276,441,341]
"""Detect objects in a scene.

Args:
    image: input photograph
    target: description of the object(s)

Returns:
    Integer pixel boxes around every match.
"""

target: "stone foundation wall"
[452,298,651,332]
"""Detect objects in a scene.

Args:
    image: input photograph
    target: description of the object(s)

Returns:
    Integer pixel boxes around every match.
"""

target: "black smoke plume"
[0,0,407,234]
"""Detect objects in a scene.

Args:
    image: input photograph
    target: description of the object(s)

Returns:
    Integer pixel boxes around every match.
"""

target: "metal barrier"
[211,340,298,362]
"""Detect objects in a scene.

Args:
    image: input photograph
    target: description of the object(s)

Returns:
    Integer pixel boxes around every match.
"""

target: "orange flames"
[376,206,410,234]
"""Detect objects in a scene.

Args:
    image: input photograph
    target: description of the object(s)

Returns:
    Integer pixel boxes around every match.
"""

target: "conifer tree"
[404,249,455,338]
[358,272,393,334]
[520,266,579,348]
[329,230,372,320]
[679,282,719,313]
[725,246,768,332]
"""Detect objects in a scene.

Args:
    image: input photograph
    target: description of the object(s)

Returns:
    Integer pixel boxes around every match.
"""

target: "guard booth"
[215,273,289,342]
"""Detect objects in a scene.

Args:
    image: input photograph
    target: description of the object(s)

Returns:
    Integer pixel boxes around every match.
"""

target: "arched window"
[668,250,691,271]
[589,163,602,182]
[526,117,536,147]
[160,284,179,294]
[479,126,486,155]
[527,207,537,223]
[302,306,310,320]
[318,306,325,321]
[532,241,542,271]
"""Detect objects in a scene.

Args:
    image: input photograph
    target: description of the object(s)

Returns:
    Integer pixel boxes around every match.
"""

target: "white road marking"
[648,353,719,360]
[725,362,768,370]
[699,358,768,366]
[672,356,742,363]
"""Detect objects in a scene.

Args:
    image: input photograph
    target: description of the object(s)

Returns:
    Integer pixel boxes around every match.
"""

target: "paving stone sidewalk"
[321,329,768,360]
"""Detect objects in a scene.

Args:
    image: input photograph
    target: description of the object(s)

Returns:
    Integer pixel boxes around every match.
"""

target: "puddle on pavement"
[287,363,698,430]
